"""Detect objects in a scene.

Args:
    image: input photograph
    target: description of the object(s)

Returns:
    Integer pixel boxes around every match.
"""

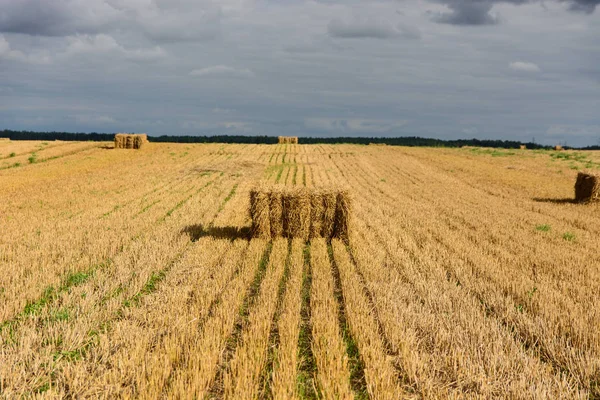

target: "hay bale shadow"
[181,224,251,242]
[532,197,578,204]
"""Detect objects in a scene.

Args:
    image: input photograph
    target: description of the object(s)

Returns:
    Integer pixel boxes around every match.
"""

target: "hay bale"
[554,145,564,151]
[114,133,146,149]
[520,145,526,150]
[250,186,271,238]
[249,185,351,240]
[278,136,298,144]
[575,172,600,203]
[334,190,352,242]
[269,186,284,237]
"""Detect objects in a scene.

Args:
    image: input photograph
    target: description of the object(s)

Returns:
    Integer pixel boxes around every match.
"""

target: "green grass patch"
[562,232,576,242]
[535,224,551,232]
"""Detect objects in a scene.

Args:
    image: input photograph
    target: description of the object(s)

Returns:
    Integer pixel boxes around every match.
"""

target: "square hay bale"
[249,185,351,240]
[554,145,564,151]
[278,136,298,144]
[520,145,526,150]
[575,172,600,203]
[114,133,146,149]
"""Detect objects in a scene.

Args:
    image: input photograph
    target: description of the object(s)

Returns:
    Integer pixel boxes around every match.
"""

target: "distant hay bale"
[520,145,526,150]
[369,143,387,146]
[278,136,299,144]
[249,185,351,240]
[0,137,9,141]
[114,133,147,149]
[575,172,600,203]
[554,145,564,151]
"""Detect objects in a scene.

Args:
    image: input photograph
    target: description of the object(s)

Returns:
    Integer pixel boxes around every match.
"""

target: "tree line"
[2,129,598,150]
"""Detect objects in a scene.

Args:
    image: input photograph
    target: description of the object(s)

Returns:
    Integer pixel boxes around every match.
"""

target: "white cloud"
[509,61,541,72]
[190,65,254,78]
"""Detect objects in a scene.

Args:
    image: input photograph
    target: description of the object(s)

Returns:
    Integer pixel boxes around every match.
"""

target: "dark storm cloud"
[431,0,599,25]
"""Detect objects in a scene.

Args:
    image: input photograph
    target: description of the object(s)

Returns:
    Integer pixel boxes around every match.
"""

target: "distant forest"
[2,129,599,150]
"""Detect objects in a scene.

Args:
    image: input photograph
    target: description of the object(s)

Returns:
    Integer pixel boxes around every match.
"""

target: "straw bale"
[250,186,271,238]
[249,185,351,240]
[114,133,146,149]
[554,145,564,151]
[269,186,284,237]
[278,136,298,144]
[334,189,352,242]
[575,172,600,203]
[520,145,526,150]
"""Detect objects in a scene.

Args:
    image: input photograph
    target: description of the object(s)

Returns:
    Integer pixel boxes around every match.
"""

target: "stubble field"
[0,141,599,399]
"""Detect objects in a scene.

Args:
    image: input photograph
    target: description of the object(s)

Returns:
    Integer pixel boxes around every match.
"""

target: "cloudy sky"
[0,0,599,146]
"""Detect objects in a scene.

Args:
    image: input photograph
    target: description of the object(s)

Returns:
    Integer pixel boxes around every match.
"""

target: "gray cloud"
[430,0,599,25]
[564,0,600,13]
[432,1,500,25]
[0,0,221,41]
[327,17,420,39]
[0,0,115,36]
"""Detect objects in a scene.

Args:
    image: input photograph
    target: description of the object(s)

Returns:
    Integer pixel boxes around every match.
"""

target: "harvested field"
[1,142,599,398]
